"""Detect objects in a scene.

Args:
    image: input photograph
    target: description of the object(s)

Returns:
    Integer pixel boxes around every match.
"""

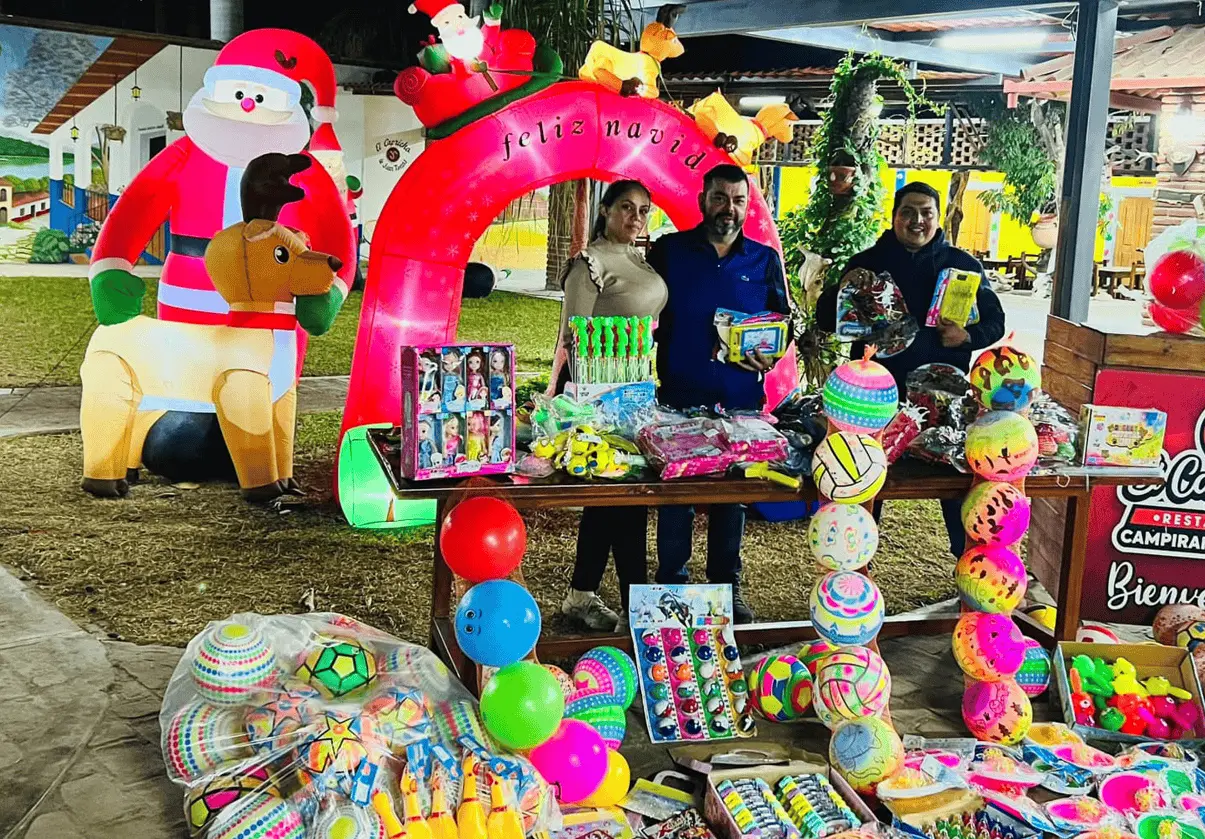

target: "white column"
[74,129,91,188]
[49,136,64,181]
[210,0,243,41]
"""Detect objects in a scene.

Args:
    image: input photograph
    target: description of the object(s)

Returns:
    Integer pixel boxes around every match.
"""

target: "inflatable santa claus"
[88,29,355,481]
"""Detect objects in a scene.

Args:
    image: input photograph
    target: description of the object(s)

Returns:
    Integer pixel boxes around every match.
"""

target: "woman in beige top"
[555,180,668,632]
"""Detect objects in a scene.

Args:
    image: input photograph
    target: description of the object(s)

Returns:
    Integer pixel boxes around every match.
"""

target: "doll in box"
[441,348,464,410]
[489,413,510,463]
[419,351,440,410]
[466,412,488,463]
[417,419,439,468]
[490,348,512,406]
[466,351,489,407]
[442,414,463,464]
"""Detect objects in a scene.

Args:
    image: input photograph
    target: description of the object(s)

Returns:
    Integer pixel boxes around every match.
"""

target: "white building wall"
[360,95,425,245]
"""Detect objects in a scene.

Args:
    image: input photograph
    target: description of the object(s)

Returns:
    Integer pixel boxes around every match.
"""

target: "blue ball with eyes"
[454,579,541,668]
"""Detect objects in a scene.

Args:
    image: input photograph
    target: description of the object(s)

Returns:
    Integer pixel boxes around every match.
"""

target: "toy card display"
[924,269,982,328]
[1077,404,1167,468]
[834,269,918,358]
[401,345,516,480]
[714,309,790,364]
[628,585,756,744]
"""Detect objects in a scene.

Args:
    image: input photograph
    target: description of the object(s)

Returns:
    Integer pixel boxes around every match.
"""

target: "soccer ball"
[185,766,278,836]
[296,635,378,700]
[1176,621,1205,652]
[812,432,888,504]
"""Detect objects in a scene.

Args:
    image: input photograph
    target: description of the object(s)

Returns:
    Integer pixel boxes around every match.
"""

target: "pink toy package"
[718,415,789,461]
[637,418,732,480]
[401,344,516,480]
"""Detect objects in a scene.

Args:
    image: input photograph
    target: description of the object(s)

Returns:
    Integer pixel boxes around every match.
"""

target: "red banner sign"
[1083,369,1205,624]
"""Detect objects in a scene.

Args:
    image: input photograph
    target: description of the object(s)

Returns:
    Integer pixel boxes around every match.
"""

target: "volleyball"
[813,432,888,504]
[813,646,892,729]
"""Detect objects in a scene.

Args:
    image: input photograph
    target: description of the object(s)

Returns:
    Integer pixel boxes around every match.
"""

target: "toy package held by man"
[924,268,982,328]
[834,268,918,357]
[1077,404,1167,468]
[402,344,516,480]
[713,308,790,364]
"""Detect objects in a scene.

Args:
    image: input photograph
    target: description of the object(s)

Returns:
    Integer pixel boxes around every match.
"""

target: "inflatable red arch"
[341,81,796,438]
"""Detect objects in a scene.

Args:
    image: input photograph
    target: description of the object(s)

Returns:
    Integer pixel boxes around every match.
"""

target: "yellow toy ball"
[566,456,589,477]
[531,438,558,458]
[1024,604,1057,631]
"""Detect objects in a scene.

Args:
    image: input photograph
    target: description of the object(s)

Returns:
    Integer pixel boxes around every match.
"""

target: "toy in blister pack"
[834,268,919,358]
[162,612,560,839]
[628,585,756,743]
[924,269,982,329]
[714,308,790,364]
[489,347,513,409]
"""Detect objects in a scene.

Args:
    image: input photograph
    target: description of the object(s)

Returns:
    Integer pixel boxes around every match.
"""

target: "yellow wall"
[779,167,1157,264]
[469,218,549,270]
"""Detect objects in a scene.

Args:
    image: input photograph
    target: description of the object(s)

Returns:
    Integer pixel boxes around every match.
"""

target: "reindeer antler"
[657,3,687,28]
[240,153,310,223]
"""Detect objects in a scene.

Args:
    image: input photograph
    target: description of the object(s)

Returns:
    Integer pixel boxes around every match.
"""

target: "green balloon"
[480,662,564,750]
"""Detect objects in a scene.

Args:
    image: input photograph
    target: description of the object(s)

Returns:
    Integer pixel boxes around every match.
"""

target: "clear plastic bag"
[161,612,560,838]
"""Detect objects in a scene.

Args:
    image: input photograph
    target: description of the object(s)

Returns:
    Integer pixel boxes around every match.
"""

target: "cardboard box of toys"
[672,746,877,839]
[400,344,516,480]
[1052,641,1205,748]
[1077,404,1167,468]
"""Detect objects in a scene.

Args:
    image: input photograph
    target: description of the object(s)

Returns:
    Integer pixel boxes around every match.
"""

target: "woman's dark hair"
[592,179,652,241]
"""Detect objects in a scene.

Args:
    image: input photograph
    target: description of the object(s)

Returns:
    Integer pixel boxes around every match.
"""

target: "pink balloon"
[339,82,788,474]
[528,718,608,804]
[1149,301,1197,334]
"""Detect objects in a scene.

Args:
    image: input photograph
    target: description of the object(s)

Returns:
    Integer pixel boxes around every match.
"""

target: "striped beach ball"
[824,357,899,434]
[565,687,627,750]
[209,793,305,839]
[165,700,252,782]
[813,646,892,729]
[810,572,885,648]
[813,433,888,504]
[191,622,279,706]
[573,647,638,709]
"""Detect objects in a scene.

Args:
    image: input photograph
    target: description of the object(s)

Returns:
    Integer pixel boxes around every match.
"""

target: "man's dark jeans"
[655,504,746,584]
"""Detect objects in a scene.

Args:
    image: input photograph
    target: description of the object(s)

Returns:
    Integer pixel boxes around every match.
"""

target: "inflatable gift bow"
[80,153,344,502]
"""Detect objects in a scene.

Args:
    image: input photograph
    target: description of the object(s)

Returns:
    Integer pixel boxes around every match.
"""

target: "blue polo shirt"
[649,225,789,411]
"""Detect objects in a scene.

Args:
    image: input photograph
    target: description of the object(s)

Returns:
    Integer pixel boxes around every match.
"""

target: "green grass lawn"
[0,277,562,387]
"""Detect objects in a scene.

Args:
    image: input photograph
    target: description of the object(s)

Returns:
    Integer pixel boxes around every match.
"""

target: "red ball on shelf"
[1149,301,1199,335]
[1149,249,1205,310]
[438,496,527,582]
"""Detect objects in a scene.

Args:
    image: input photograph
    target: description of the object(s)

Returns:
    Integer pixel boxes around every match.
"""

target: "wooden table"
[397,460,1160,693]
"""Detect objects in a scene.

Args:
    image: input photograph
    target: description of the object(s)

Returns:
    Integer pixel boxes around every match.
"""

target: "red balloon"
[439,497,526,581]
[1149,301,1198,334]
[1149,250,1205,310]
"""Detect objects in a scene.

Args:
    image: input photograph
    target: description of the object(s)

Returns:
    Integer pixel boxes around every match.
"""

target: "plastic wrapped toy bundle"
[635,411,790,480]
[161,612,559,839]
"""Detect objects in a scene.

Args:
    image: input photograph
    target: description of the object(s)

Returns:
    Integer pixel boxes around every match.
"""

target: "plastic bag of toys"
[526,425,647,480]
[1027,394,1080,474]
[161,612,560,839]
[834,268,919,357]
[770,391,828,475]
[908,426,969,472]
[905,364,976,432]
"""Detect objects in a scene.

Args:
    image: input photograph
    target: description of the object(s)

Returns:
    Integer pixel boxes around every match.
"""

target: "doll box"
[1077,404,1167,468]
[401,344,516,481]
[1052,642,1205,747]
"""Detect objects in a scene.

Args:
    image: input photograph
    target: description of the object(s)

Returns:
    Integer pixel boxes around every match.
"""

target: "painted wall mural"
[0,25,111,261]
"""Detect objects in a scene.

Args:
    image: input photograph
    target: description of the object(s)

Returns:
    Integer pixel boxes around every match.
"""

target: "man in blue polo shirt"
[648,163,790,624]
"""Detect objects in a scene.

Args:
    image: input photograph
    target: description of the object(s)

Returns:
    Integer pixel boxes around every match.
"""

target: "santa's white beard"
[311,150,347,195]
[442,27,485,61]
[183,90,311,169]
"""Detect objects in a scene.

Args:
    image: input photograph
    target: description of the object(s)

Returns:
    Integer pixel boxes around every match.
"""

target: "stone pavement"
[0,566,185,839]
[0,554,1003,838]
[0,375,352,439]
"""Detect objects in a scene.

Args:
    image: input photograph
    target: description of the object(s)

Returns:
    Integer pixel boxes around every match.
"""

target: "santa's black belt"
[169,234,211,258]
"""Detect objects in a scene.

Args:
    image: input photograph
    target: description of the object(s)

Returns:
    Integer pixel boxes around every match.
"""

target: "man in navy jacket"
[649,164,791,624]
[817,182,1007,557]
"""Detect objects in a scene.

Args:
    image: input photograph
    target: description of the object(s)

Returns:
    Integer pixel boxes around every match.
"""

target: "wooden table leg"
[1053,490,1090,646]
[429,497,472,685]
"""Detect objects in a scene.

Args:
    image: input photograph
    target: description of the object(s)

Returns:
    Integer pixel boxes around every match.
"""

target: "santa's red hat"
[205,29,340,126]
[409,0,462,19]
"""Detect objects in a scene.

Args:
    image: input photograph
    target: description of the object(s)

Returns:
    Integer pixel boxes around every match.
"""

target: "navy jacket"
[817,229,1006,391]
[649,225,789,411]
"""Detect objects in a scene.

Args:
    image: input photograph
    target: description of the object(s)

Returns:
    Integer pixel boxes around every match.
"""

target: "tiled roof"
[664,68,987,84]
[1024,25,1205,86]
[13,191,49,207]
[872,12,1060,33]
